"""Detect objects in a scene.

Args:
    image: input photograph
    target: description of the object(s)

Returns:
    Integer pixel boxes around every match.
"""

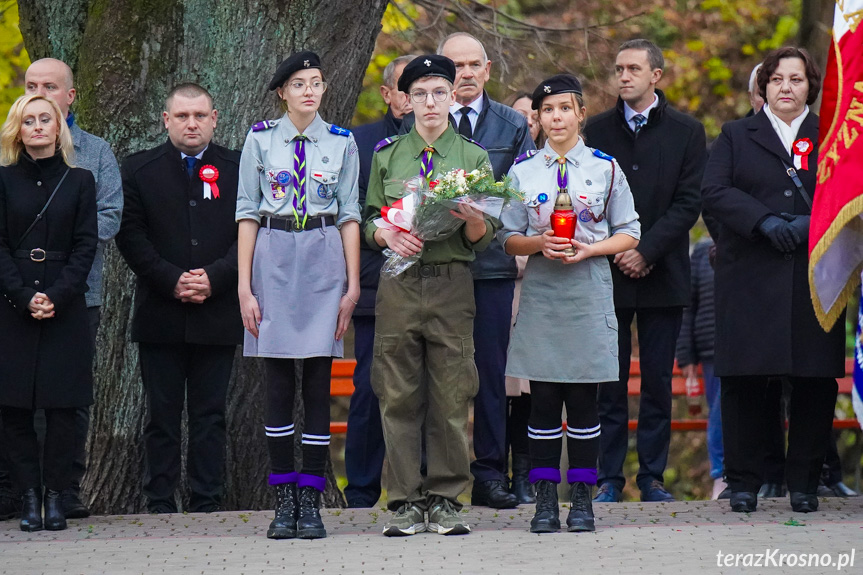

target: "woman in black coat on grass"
[701,47,845,514]
[0,94,97,532]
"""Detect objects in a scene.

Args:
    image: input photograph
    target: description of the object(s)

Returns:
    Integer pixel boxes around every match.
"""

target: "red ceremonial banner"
[809,3,863,331]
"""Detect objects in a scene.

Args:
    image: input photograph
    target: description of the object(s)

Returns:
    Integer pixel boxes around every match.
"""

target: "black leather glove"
[757,215,796,252]
[780,212,810,248]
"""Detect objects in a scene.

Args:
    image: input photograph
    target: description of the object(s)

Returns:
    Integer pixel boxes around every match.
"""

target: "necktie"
[184,156,197,178]
[292,135,308,228]
[557,157,568,192]
[458,107,473,138]
[632,114,647,134]
[420,146,435,181]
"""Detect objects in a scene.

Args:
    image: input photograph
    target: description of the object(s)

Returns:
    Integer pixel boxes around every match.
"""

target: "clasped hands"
[174,268,212,303]
[539,230,596,264]
[28,292,55,320]
[757,213,810,253]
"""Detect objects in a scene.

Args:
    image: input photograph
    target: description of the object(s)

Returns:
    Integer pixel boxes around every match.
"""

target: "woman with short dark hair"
[702,46,844,514]
[0,94,97,532]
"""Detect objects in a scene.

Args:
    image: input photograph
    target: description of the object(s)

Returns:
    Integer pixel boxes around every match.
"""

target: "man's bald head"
[25,58,76,117]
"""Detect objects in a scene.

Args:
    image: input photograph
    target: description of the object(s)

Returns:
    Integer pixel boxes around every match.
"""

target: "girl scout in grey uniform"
[498,75,640,534]
[236,51,361,540]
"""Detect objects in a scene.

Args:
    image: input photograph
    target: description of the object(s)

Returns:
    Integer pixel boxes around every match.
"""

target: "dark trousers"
[470,278,515,483]
[507,394,531,462]
[597,306,682,491]
[529,382,600,476]
[344,315,385,507]
[0,307,99,496]
[139,342,235,512]
[0,407,76,491]
[722,376,838,494]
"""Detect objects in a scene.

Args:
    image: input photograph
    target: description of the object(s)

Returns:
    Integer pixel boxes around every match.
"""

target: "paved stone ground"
[2,497,861,574]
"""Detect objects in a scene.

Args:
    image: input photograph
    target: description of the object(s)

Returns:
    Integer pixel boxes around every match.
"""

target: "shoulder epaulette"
[374,136,400,152]
[459,134,485,150]
[329,124,351,137]
[592,149,615,162]
[513,149,539,165]
[251,119,280,132]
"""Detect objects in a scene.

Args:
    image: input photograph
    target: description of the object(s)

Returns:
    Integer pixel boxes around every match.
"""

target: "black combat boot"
[19,488,43,532]
[296,486,326,539]
[510,456,535,505]
[267,483,298,539]
[43,489,67,531]
[529,480,560,533]
[566,482,595,532]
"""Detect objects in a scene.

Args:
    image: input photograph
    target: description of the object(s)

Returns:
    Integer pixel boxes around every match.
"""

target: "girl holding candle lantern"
[498,74,640,533]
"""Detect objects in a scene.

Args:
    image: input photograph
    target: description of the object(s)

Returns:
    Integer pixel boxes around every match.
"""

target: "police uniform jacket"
[701,111,844,378]
[402,92,535,279]
[116,140,242,346]
[0,152,97,409]
[352,109,402,316]
[583,90,706,308]
[363,125,495,264]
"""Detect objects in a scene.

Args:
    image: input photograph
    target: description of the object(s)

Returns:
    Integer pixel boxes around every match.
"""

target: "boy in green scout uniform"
[362,54,493,537]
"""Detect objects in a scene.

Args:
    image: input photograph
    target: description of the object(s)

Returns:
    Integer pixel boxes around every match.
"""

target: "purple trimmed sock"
[268,472,298,485]
[297,473,326,492]
[528,467,561,484]
[567,468,597,485]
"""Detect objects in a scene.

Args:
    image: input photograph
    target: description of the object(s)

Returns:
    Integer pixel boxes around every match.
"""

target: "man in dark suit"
[344,54,414,508]
[116,83,242,513]
[583,39,706,503]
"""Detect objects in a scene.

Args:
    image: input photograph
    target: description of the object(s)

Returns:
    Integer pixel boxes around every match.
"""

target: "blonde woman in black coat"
[0,94,97,531]
[701,47,844,514]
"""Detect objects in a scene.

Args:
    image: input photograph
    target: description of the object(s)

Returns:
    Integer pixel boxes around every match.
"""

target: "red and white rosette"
[792,138,813,171]
[199,165,220,199]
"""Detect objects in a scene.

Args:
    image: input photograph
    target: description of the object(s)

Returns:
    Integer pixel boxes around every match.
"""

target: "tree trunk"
[18,0,387,513]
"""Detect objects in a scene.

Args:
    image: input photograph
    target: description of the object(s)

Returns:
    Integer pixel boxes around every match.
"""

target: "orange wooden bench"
[329,358,859,433]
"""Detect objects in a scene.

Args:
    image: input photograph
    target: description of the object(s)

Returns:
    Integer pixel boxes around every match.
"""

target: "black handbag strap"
[14,168,71,251]
[781,161,813,212]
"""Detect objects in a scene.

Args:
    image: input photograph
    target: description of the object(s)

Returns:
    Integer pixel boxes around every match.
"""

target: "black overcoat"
[116,140,242,345]
[583,90,706,308]
[0,152,97,409]
[700,111,845,378]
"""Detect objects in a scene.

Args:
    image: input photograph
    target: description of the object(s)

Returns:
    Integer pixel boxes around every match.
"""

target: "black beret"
[531,74,583,110]
[397,55,456,93]
[268,51,322,91]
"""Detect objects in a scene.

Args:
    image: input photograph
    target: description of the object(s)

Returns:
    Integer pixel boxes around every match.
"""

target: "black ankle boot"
[267,483,298,539]
[529,480,560,533]
[566,482,595,532]
[19,488,43,532]
[43,489,67,531]
[511,456,536,505]
[297,486,326,539]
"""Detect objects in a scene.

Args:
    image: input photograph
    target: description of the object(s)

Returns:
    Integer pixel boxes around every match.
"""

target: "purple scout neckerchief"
[292,134,308,228]
[420,146,435,181]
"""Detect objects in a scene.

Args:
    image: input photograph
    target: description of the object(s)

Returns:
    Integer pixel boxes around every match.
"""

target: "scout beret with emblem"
[397,54,456,92]
[268,50,322,91]
[531,74,583,110]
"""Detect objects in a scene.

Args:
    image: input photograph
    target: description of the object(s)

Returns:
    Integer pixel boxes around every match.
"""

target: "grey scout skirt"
[244,224,346,359]
[505,254,619,383]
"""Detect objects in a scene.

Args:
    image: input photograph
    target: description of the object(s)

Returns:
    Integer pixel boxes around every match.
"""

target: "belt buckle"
[293,220,303,232]
[419,264,433,278]
[30,248,46,262]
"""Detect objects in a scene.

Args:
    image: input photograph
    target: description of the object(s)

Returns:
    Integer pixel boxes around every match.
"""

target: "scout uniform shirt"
[236,113,361,226]
[497,137,640,383]
[362,125,495,263]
